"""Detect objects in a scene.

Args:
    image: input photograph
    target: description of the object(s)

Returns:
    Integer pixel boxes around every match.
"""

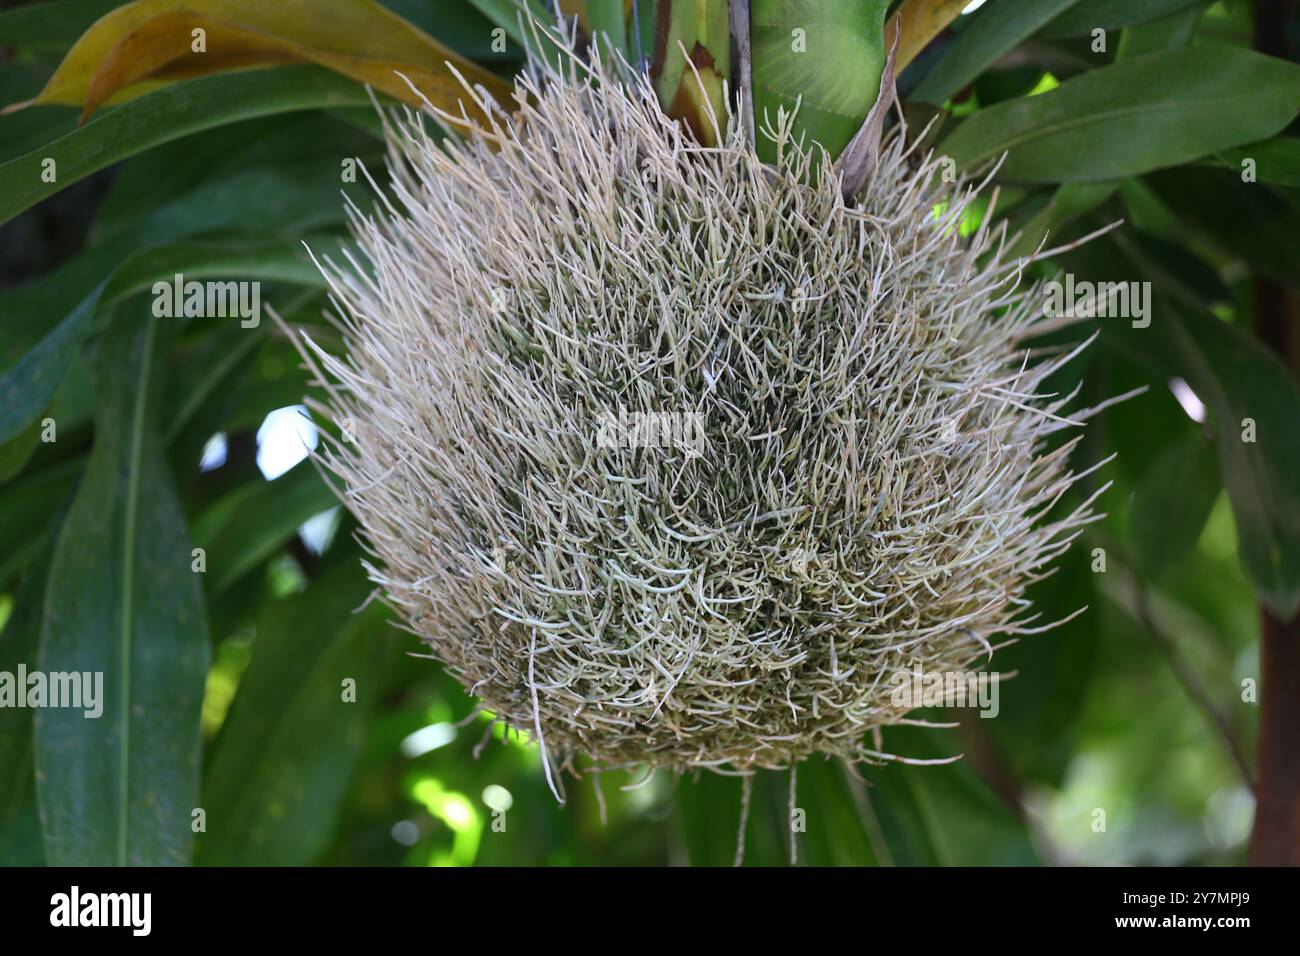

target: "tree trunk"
[1247,0,1300,868]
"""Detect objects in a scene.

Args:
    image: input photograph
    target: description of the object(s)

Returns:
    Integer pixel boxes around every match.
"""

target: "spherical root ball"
[304,51,1097,780]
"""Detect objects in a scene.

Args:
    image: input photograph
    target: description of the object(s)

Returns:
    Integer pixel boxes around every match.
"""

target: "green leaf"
[164,325,273,486]
[104,236,340,297]
[1144,167,1300,285]
[1007,180,1119,259]
[0,0,125,50]
[87,112,376,244]
[0,61,78,166]
[164,317,277,445]
[787,760,886,865]
[0,64,374,227]
[984,542,1098,787]
[380,0,525,62]
[225,341,318,434]
[465,0,551,50]
[911,0,1085,106]
[0,799,44,866]
[677,726,1036,865]
[193,460,339,596]
[0,236,343,450]
[1130,431,1221,579]
[0,415,45,483]
[1216,138,1300,188]
[586,0,629,57]
[678,765,879,865]
[0,294,100,450]
[0,235,138,365]
[1115,1,1205,57]
[35,312,210,866]
[199,556,387,866]
[89,124,379,247]
[14,0,510,128]
[631,0,655,65]
[1043,0,1206,38]
[750,0,889,163]
[0,564,52,865]
[869,727,1037,865]
[0,461,81,588]
[941,46,1300,183]
[462,0,569,72]
[1106,233,1300,618]
[1159,313,1300,618]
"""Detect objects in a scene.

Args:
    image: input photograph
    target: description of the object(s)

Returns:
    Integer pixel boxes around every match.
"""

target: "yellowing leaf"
[78,12,299,123]
[4,0,513,130]
[651,0,731,147]
[889,0,967,73]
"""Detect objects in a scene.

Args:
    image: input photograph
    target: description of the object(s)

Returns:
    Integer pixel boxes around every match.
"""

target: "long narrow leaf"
[0,236,345,448]
[942,46,1300,182]
[0,65,372,227]
[36,311,210,866]
[200,556,386,865]
[911,0,1085,105]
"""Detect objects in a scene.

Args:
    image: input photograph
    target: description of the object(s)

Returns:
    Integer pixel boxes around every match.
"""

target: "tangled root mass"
[306,49,1099,780]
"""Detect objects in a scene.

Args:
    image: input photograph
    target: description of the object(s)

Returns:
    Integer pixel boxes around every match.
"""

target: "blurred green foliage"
[0,0,1296,866]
